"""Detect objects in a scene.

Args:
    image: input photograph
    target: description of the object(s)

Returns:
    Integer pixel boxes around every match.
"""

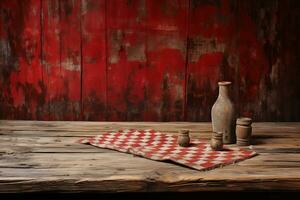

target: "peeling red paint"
[190,52,224,85]
[42,0,60,104]
[107,0,146,30]
[106,0,148,121]
[146,0,187,35]
[2,0,45,119]
[237,13,269,100]
[146,39,186,121]
[59,0,81,101]
[81,0,106,120]
[189,0,232,42]
[42,0,82,120]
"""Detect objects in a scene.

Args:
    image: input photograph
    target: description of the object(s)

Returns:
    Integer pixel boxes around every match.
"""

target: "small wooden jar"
[177,130,190,147]
[236,117,252,146]
[210,132,223,150]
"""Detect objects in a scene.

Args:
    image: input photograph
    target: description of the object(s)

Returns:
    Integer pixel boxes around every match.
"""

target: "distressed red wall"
[0,0,299,121]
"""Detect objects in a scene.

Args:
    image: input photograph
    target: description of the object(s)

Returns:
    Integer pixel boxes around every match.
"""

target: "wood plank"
[1,152,299,170]
[106,0,188,121]
[106,0,147,121]
[81,0,107,120]
[58,0,82,120]
[42,0,79,121]
[0,177,299,192]
[0,0,21,119]
[145,0,188,121]
[1,120,300,134]
[0,135,105,153]
[186,0,232,121]
[0,121,300,192]
[0,0,46,120]
[42,0,82,120]
[41,0,60,120]
[0,152,299,191]
[0,134,299,154]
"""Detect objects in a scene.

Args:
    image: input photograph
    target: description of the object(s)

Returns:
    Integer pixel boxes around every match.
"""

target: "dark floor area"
[0,191,298,200]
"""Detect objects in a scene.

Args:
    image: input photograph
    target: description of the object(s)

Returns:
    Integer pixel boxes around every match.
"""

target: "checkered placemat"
[79,129,257,171]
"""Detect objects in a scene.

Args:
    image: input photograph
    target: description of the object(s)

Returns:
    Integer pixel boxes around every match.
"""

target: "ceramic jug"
[211,81,236,144]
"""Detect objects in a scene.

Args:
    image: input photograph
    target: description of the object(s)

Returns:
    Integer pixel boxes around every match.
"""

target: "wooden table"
[0,120,299,193]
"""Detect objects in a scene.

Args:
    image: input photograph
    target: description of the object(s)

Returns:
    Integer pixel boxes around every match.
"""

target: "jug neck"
[218,81,231,99]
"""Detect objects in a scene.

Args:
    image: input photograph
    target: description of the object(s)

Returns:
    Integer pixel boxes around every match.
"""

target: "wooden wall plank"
[233,1,270,121]
[0,0,46,119]
[186,0,232,121]
[42,0,83,120]
[106,0,147,121]
[81,0,107,120]
[234,0,300,121]
[277,0,300,121]
[0,0,19,119]
[58,0,82,120]
[41,0,61,120]
[145,0,188,121]
[185,0,273,122]
[185,0,300,122]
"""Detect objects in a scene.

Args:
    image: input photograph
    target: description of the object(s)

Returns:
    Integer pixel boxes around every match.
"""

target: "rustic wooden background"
[0,0,299,121]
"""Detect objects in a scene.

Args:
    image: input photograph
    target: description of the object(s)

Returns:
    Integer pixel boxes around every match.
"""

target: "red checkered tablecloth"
[79,129,257,171]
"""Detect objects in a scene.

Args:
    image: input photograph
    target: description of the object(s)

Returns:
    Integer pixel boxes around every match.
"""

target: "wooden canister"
[177,130,190,147]
[210,132,223,150]
[236,118,252,146]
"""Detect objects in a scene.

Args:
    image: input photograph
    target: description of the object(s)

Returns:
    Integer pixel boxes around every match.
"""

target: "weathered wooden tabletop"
[0,120,299,192]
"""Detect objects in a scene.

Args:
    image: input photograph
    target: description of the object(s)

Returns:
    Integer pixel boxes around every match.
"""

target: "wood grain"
[106,0,147,121]
[42,0,60,120]
[59,0,82,120]
[81,0,107,121]
[0,120,299,192]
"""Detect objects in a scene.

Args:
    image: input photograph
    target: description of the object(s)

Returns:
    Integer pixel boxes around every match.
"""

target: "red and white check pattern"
[79,129,257,171]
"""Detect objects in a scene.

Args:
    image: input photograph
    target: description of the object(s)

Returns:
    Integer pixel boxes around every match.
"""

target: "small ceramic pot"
[210,132,223,151]
[236,117,252,146]
[177,130,190,147]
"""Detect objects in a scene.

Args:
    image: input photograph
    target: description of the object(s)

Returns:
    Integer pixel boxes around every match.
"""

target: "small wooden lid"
[212,132,223,138]
[236,117,252,125]
[179,129,189,135]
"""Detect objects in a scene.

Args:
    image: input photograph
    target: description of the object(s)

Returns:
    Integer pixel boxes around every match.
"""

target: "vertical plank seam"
[80,0,84,120]
[104,0,108,121]
[145,0,149,121]
[40,0,47,119]
[59,1,62,74]
[58,0,62,120]
[183,0,191,121]
[40,0,44,81]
